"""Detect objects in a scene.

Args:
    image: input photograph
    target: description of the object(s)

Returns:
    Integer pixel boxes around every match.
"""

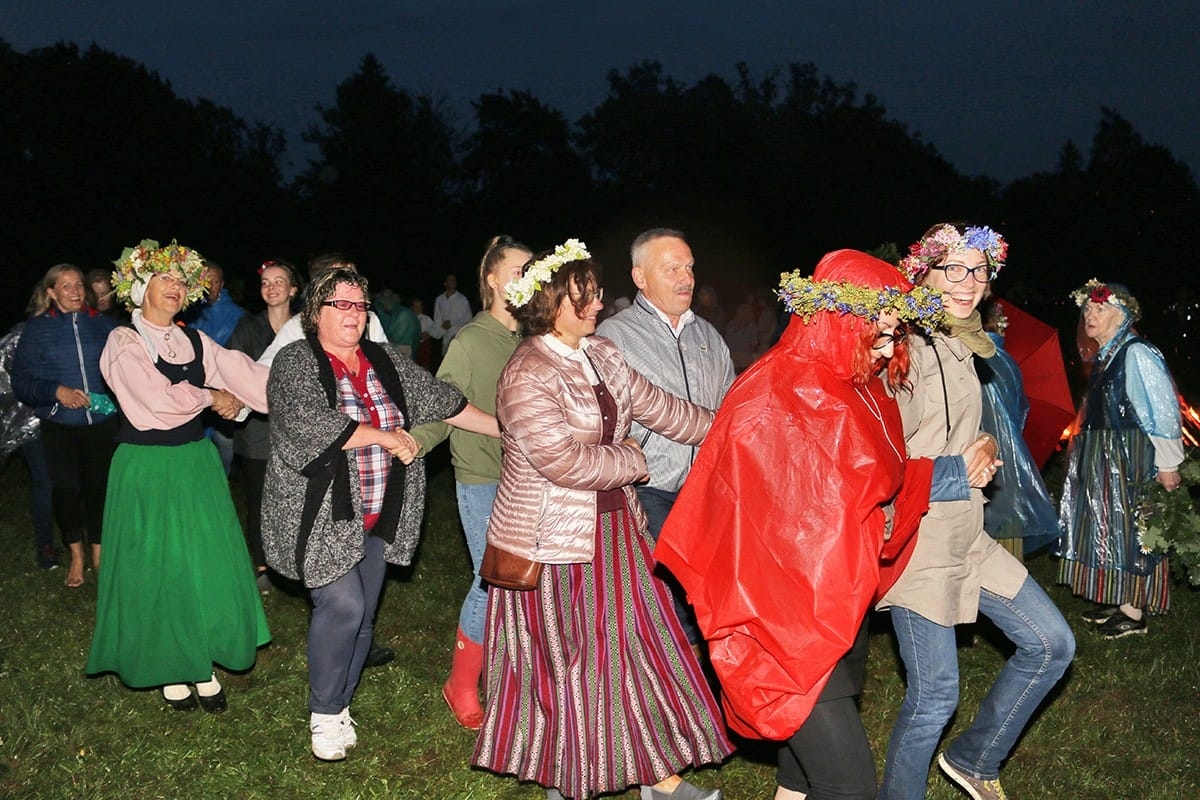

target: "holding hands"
[209,388,246,420]
[963,433,1003,489]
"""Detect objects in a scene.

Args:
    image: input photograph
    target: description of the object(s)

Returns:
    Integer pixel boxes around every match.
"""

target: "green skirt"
[87,439,271,687]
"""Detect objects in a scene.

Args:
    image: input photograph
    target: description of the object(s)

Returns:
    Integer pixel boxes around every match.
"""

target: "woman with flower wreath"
[472,241,731,800]
[86,239,271,713]
[1057,279,1184,638]
[875,223,1075,800]
[657,249,983,800]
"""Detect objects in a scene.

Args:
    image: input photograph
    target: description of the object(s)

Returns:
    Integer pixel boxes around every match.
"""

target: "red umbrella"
[996,298,1076,467]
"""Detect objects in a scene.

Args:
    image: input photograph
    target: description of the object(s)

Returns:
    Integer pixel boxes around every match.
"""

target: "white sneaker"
[337,707,357,748]
[310,712,347,761]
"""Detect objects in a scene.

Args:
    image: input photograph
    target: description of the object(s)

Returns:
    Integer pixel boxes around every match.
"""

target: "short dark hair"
[307,252,356,280]
[512,255,602,337]
[301,268,370,334]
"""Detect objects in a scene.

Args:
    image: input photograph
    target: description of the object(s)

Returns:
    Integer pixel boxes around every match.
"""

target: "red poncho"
[656,250,930,740]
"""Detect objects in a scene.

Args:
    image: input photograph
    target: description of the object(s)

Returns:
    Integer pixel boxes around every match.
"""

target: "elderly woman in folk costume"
[875,224,1075,800]
[472,241,731,800]
[87,240,270,713]
[1058,280,1185,638]
[657,250,998,800]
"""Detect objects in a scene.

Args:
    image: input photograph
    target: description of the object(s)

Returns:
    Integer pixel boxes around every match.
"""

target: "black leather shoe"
[362,642,395,669]
[163,692,198,712]
[197,689,228,713]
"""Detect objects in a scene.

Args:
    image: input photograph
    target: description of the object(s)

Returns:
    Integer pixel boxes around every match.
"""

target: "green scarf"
[943,311,996,358]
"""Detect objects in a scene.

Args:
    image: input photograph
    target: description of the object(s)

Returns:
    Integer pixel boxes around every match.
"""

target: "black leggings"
[41,418,118,546]
[776,695,876,800]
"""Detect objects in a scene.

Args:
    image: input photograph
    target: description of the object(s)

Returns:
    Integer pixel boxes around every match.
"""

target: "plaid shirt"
[328,349,403,531]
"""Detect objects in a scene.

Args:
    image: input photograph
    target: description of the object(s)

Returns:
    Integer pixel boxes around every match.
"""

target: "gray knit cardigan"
[261,334,466,588]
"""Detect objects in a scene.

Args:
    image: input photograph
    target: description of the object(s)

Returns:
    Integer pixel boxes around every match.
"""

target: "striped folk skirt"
[473,506,733,799]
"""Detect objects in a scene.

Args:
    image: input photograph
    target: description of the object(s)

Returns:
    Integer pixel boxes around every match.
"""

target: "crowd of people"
[0,221,1188,799]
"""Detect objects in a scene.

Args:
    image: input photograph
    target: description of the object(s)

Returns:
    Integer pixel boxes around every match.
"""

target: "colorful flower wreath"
[776,270,946,333]
[1070,278,1142,321]
[899,224,1008,283]
[504,238,591,308]
[111,239,209,310]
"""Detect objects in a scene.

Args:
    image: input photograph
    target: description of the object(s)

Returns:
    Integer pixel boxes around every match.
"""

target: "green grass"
[0,453,1197,799]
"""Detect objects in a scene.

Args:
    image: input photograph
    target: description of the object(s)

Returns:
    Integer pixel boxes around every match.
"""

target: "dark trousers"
[238,456,267,568]
[20,434,55,549]
[40,417,118,545]
[638,485,702,645]
[776,695,877,799]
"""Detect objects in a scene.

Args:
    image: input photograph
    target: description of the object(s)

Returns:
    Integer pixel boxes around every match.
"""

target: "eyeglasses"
[322,299,372,312]
[872,328,907,350]
[930,263,996,283]
[571,287,604,304]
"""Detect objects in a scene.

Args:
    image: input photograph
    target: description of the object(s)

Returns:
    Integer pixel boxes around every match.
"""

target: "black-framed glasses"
[930,263,996,283]
[322,299,372,312]
[872,328,907,350]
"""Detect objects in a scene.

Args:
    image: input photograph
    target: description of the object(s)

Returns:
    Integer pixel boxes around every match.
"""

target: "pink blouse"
[100,320,269,432]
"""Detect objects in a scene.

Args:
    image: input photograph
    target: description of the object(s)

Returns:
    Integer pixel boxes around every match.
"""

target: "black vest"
[116,326,207,446]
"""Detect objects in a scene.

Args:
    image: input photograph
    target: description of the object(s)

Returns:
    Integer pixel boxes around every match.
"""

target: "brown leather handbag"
[479,543,542,591]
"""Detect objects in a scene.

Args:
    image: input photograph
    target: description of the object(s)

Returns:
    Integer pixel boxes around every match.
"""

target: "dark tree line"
[2,41,1196,389]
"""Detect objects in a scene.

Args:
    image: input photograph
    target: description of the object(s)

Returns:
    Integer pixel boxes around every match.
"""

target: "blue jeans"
[455,481,497,644]
[308,535,387,714]
[879,576,1075,800]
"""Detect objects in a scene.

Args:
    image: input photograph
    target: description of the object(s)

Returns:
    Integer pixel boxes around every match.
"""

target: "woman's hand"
[210,389,245,420]
[378,429,419,465]
[1157,469,1182,491]
[962,434,1002,488]
[55,385,90,410]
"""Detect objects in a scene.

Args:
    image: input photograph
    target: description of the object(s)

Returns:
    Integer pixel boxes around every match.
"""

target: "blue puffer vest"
[12,307,117,426]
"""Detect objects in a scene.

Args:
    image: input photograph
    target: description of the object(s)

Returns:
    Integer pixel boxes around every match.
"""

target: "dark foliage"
[1,41,1196,395]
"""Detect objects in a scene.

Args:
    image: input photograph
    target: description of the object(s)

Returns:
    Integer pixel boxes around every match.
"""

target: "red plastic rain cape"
[656,250,930,741]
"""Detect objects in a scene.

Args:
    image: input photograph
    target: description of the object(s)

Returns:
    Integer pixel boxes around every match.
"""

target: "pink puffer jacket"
[487,335,712,564]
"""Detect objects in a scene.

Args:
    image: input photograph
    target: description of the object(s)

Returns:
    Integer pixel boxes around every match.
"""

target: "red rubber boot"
[441,628,484,730]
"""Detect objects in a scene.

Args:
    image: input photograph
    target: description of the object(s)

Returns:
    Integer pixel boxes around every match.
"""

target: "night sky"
[4,1,1198,183]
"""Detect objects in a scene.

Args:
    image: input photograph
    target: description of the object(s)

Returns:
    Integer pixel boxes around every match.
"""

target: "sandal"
[64,567,85,588]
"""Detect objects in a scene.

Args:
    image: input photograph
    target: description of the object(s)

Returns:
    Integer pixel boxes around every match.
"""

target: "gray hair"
[630,228,687,267]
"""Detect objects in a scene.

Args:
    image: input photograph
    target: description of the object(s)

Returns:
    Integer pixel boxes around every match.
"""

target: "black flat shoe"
[362,642,395,669]
[197,688,228,713]
[163,692,198,712]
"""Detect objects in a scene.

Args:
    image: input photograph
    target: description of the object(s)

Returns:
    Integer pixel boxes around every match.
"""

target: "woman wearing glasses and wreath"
[472,241,731,800]
[875,224,1075,800]
[261,268,497,762]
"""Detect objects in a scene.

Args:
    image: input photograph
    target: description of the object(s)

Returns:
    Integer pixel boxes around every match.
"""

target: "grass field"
[0,451,1196,799]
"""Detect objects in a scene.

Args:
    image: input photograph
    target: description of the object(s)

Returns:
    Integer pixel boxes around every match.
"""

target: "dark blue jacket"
[12,307,117,426]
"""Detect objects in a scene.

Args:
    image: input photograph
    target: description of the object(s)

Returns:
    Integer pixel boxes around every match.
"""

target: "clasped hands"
[378,429,420,465]
[963,433,1003,489]
[209,388,246,420]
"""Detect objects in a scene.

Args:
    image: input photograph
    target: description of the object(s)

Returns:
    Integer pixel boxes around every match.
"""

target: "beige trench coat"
[877,332,1027,626]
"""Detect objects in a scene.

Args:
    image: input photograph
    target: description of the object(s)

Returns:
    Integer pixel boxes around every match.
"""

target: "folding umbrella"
[996,298,1076,467]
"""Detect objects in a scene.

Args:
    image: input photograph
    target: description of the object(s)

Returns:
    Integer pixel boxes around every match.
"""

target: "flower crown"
[899,224,1008,283]
[1070,278,1142,321]
[112,239,209,309]
[776,270,947,333]
[504,238,591,307]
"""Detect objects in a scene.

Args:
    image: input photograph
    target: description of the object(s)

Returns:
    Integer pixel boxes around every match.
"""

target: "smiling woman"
[11,263,119,588]
[87,239,272,714]
[474,242,731,800]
